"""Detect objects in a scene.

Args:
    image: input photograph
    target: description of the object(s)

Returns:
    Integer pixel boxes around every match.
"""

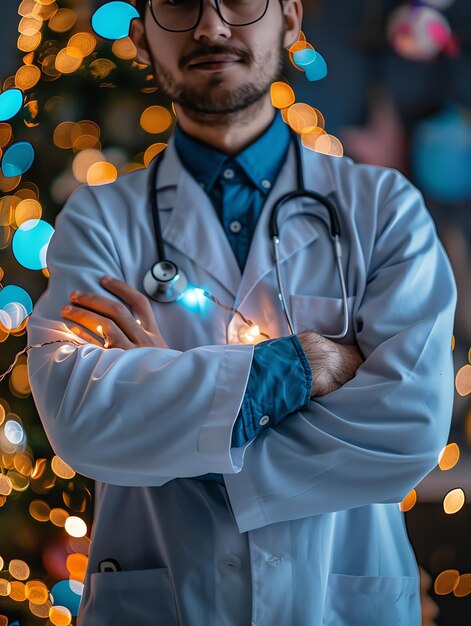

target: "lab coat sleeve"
[26,185,255,486]
[223,169,458,533]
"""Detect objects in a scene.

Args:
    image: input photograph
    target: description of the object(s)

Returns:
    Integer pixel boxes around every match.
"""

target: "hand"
[61,275,168,350]
[298,331,365,397]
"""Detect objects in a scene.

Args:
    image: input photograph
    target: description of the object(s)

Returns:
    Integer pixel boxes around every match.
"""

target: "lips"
[188,54,242,68]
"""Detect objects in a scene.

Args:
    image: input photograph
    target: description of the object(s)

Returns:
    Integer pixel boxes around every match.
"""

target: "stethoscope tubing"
[147,130,350,340]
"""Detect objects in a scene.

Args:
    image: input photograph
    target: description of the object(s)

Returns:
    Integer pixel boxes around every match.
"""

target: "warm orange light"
[48,8,77,33]
[0,124,12,148]
[438,443,460,471]
[140,106,173,134]
[49,605,72,626]
[287,103,318,134]
[454,574,471,597]
[399,488,417,512]
[15,64,41,90]
[68,32,96,57]
[17,32,42,52]
[112,37,137,60]
[456,364,471,396]
[53,121,75,149]
[51,455,76,479]
[55,46,84,74]
[434,569,460,595]
[18,16,43,37]
[144,143,167,167]
[270,82,295,110]
[25,580,49,605]
[443,488,465,514]
[86,162,118,186]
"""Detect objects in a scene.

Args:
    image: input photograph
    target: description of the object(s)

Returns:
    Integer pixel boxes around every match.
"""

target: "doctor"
[26,0,457,624]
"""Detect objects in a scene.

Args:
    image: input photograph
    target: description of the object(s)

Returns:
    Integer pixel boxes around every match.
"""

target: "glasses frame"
[147,0,271,33]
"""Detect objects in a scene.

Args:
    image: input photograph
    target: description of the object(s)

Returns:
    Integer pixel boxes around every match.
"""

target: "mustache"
[179,45,252,68]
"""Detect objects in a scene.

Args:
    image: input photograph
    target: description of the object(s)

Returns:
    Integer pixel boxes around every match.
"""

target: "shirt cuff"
[232,335,312,447]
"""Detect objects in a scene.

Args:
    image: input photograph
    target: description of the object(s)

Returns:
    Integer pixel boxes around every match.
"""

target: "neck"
[174,95,277,157]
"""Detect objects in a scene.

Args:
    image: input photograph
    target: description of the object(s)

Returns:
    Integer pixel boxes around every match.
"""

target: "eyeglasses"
[147,0,271,33]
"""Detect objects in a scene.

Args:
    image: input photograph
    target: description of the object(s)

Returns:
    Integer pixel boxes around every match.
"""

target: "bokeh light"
[12,218,54,270]
[1,141,35,177]
[0,88,24,122]
[438,443,460,471]
[64,516,87,538]
[140,105,173,134]
[434,569,460,595]
[443,488,465,514]
[91,1,140,41]
[270,82,296,110]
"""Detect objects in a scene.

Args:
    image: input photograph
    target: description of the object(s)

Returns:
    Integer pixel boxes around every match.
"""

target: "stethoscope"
[143,131,349,340]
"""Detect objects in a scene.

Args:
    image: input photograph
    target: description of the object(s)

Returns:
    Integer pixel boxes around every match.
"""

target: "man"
[26,0,457,624]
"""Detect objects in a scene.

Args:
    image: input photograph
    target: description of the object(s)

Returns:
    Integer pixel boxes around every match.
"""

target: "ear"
[282,0,303,49]
[129,17,152,66]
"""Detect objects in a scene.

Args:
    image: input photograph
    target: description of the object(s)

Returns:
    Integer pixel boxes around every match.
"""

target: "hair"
[135,0,146,18]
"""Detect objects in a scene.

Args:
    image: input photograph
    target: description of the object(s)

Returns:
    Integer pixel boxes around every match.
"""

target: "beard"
[149,28,286,123]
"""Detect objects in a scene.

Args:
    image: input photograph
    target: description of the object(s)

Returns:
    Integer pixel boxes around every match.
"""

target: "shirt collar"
[174,110,292,195]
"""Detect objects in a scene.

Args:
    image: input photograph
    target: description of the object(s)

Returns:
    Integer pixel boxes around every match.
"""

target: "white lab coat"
[27,134,457,626]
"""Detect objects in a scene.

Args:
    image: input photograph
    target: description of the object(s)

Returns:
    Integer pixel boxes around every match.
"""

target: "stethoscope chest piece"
[143,260,188,303]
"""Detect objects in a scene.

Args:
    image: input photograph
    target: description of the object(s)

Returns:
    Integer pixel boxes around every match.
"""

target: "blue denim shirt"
[174,112,313,484]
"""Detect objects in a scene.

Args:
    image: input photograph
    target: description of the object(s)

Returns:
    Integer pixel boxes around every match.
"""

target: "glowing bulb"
[136,319,141,325]
[238,324,264,344]
[96,325,103,335]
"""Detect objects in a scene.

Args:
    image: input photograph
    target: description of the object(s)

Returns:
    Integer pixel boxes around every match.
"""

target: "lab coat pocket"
[322,573,420,626]
[290,294,356,343]
[81,567,179,626]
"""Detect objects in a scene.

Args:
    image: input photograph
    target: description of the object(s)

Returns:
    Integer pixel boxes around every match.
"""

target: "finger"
[69,325,102,347]
[68,291,147,343]
[99,275,160,335]
[62,305,134,349]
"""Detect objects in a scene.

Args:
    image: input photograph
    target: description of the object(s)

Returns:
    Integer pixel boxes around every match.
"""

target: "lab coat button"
[259,415,270,427]
[223,168,235,180]
[220,554,241,572]
[229,220,242,234]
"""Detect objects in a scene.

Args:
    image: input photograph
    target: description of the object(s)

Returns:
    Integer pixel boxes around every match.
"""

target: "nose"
[193,0,232,42]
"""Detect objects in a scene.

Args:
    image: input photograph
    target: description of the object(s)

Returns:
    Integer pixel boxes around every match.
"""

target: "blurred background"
[0,0,470,624]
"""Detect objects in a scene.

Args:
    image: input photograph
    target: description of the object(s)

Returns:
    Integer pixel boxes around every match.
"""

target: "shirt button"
[259,415,270,427]
[223,168,235,180]
[229,220,242,234]
[261,179,272,189]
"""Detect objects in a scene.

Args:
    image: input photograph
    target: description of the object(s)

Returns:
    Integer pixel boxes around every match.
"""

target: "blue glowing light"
[0,285,33,316]
[91,1,140,40]
[1,141,35,177]
[294,49,328,82]
[0,88,23,122]
[180,287,207,310]
[12,219,55,270]
[50,580,83,617]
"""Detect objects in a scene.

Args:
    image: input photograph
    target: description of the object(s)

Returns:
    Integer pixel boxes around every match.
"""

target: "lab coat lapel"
[155,139,241,299]
[234,141,336,310]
